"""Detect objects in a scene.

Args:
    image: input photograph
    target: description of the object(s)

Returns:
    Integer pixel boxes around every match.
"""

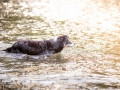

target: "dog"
[3,35,74,55]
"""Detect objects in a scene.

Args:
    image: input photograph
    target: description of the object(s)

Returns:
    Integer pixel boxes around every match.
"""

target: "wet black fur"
[3,35,72,55]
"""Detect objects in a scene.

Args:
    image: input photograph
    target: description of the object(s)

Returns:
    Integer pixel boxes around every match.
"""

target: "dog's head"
[56,35,74,47]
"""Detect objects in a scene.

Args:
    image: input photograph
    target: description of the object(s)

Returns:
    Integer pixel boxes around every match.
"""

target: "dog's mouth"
[64,43,74,47]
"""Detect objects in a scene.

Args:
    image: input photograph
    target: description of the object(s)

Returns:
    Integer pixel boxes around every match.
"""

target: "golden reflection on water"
[0,0,120,89]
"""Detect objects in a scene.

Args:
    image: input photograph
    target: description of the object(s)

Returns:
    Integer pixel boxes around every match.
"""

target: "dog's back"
[3,40,46,55]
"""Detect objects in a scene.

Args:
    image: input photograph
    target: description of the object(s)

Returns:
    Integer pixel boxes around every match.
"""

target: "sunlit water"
[0,0,120,89]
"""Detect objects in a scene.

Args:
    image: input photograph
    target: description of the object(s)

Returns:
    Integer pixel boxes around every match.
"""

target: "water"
[0,0,120,89]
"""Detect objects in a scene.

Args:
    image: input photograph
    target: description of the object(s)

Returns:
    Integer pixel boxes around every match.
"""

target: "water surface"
[0,0,120,89]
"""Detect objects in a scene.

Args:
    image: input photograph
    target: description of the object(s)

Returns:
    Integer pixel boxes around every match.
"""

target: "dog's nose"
[71,43,74,46]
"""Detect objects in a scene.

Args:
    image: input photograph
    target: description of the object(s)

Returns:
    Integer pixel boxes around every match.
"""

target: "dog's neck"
[44,37,65,53]
[53,39,64,53]
[53,36,58,42]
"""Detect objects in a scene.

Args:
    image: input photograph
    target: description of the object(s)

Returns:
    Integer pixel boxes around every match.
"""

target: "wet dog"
[3,35,74,55]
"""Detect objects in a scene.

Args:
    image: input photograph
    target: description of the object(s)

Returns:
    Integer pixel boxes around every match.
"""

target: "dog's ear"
[63,35,69,39]
[57,35,69,43]
[62,35,68,37]
[61,35,69,39]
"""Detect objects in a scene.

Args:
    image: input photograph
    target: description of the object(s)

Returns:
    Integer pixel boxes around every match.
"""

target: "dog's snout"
[67,42,74,47]
[70,43,74,47]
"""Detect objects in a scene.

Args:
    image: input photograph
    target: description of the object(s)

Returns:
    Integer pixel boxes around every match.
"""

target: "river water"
[0,0,120,90]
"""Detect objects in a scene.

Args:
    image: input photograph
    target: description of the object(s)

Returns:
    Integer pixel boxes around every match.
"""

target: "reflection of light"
[47,0,86,20]
[20,0,119,31]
